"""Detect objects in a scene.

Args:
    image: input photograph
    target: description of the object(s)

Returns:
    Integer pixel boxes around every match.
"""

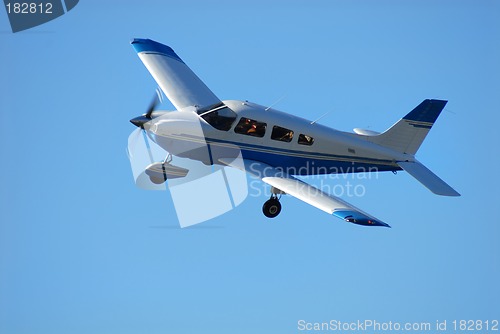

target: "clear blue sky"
[1,1,499,333]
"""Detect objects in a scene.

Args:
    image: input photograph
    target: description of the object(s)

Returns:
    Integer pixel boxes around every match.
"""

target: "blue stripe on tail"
[403,99,447,124]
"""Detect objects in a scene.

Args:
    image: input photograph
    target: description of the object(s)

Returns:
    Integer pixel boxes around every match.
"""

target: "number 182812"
[5,2,53,14]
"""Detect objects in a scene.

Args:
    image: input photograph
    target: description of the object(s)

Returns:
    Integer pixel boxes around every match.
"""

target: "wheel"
[262,198,281,218]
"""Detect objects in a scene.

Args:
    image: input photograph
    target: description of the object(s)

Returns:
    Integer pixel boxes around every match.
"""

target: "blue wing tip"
[333,210,390,228]
[130,38,183,63]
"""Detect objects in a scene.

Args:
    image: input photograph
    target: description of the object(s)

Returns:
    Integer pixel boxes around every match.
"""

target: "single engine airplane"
[128,38,460,228]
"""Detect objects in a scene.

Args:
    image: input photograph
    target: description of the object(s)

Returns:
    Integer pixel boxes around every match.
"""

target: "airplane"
[128,38,460,228]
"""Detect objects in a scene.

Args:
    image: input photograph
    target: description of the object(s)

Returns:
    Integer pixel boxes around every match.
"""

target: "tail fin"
[369,99,447,155]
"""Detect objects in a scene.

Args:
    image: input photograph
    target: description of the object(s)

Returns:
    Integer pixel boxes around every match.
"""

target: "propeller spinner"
[130,92,160,128]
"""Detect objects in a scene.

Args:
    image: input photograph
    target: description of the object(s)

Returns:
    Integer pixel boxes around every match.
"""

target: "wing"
[131,38,221,111]
[219,158,390,227]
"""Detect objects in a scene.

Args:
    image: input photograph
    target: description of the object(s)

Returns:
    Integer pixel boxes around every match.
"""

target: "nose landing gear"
[145,154,189,184]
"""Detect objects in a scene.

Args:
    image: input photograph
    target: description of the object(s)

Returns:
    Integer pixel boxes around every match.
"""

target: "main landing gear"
[262,195,282,218]
[262,187,285,218]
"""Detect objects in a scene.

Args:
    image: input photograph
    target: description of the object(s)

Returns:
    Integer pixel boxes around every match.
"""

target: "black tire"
[262,199,281,218]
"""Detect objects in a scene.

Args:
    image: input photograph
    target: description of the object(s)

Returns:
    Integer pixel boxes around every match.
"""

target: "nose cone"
[130,115,150,128]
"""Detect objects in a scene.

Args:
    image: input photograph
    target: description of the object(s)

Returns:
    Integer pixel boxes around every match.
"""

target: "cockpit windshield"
[198,105,237,131]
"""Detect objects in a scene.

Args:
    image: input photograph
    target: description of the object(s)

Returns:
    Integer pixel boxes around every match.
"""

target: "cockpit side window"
[234,117,267,137]
[271,125,294,142]
[298,134,314,146]
[199,106,237,131]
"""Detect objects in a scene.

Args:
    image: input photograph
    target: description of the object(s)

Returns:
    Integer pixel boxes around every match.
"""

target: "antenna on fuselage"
[265,94,287,111]
[310,111,332,125]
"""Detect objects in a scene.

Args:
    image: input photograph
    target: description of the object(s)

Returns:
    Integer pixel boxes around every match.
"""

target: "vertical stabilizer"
[368,99,447,155]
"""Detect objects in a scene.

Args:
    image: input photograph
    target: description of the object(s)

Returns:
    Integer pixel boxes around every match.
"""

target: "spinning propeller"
[126,90,248,227]
[127,90,170,190]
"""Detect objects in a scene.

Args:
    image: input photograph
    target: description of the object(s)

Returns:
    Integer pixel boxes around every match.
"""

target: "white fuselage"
[147,100,411,176]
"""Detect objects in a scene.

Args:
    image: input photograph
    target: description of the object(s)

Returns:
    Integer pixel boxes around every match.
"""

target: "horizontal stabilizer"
[397,161,460,196]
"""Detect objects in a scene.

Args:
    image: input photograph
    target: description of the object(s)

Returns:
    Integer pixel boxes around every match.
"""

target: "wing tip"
[435,188,461,197]
[333,210,390,228]
[130,38,183,63]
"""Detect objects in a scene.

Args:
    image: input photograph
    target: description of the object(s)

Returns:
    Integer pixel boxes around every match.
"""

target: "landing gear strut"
[149,155,171,184]
[262,194,282,218]
[146,154,189,184]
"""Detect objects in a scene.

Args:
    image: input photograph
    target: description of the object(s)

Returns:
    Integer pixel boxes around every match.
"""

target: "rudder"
[368,99,447,155]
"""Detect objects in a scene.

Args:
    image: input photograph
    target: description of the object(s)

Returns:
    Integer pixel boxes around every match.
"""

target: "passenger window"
[234,117,267,138]
[271,125,294,142]
[298,134,314,146]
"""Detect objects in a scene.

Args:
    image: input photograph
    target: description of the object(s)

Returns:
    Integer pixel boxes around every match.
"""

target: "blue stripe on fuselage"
[152,132,400,175]
[238,147,398,175]
[203,137,400,175]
